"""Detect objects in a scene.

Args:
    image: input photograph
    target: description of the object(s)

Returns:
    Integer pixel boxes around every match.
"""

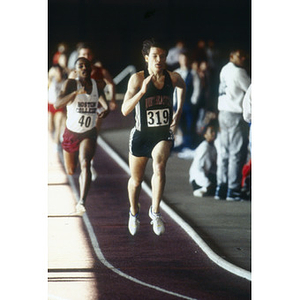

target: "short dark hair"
[74,57,91,67]
[230,49,247,58]
[141,38,169,57]
[202,119,219,136]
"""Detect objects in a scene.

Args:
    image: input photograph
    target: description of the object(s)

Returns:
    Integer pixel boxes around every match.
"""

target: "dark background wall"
[49,0,251,76]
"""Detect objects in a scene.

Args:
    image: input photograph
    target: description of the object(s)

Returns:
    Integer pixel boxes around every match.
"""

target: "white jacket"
[173,68,201,106]
[243,84,252,123]
[218,62,250,113]
[189,140,217,188]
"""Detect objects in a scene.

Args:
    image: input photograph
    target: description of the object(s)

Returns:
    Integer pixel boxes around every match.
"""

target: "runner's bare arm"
[173,72,186,112]
[68,70,76,79]
[121,72,152,116]
[55,79,84,109]
[97,82,110,119]
[170,72,186,130]
[102,68,117,109]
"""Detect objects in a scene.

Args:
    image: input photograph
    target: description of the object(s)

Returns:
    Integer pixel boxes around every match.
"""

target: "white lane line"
[67,171,199,300]
[97,136,251,281]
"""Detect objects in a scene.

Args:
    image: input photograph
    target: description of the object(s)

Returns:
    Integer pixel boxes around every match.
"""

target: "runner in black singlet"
[121,38,186,236]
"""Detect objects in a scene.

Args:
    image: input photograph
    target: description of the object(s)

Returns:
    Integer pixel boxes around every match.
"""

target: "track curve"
[64,140,251,300]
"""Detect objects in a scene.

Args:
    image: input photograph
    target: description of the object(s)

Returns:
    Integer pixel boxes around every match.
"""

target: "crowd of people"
[48,37,251,236]
[164,39,251,201]
[166,39,221,155]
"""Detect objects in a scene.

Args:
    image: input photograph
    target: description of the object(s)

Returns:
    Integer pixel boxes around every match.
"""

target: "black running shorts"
[129,127,174,158]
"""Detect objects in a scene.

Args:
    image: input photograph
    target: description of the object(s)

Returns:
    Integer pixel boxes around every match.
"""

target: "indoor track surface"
[48,132,251,300]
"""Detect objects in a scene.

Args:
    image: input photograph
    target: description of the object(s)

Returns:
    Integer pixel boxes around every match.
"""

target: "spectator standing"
[241,84,252,199]
[215,49,251,201]
[52,43,67,66]
[67,42,84,70]
[243,84,252,150]
[192,39,207,66]
[195,60,211,134]
[206,39,220,71]
[173,51,201,150]
[166,40,186,70]
[205,39,221,113]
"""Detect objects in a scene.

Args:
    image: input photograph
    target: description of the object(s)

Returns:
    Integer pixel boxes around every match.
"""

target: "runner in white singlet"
[55,57,109,215]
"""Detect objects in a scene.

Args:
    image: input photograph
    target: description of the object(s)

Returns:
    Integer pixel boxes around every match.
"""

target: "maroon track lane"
[68,143,251,300]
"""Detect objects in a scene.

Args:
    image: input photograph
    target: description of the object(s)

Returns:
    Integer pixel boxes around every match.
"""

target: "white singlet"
[66,79,99,133]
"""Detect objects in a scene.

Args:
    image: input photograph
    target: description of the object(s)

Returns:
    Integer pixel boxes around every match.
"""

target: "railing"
[113,65,136,85]
[105,65,136,100]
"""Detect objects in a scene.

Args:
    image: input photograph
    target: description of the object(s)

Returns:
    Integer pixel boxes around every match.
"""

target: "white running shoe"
[90,165,98,181]
[76,201,86,216]
[128,211,140,236]
[193,187,208,198]
[149,206,165,236]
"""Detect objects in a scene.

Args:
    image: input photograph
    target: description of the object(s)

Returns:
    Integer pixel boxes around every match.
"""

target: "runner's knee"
[153,161,166,177]
[80,157,91,171]
[129,176,143,188]
[65,165,76,175]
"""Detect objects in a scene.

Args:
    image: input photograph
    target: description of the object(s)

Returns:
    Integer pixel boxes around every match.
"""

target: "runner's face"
[76,59,92,78]
[78,48,93,62]
[146,47,167,73]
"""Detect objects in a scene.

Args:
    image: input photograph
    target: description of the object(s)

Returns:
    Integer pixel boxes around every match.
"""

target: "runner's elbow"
[121,105,129,116]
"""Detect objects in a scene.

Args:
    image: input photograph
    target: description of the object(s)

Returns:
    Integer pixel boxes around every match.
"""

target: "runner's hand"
[140,75,153,94]
[76,87,86,95]
[97,107,109,119]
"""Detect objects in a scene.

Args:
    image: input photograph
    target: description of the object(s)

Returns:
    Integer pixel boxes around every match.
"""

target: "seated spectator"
[189,121,218,197]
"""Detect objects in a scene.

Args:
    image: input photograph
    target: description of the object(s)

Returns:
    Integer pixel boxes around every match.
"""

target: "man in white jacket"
[215,49,251,201]
[243,84,252,151]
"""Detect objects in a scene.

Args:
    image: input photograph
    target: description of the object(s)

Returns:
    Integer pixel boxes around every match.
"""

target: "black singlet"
[134,69,174,135]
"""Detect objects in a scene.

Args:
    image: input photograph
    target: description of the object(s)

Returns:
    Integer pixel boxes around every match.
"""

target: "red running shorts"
[48,103,65,114]
[61,127,97,153]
